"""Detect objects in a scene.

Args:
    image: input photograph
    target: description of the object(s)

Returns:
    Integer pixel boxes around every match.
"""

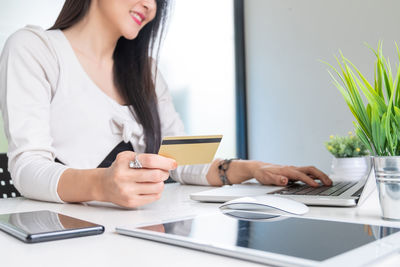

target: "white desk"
[0,184,400,267]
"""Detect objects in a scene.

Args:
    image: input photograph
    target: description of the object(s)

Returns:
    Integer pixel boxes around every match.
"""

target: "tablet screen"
[136,213,400,262]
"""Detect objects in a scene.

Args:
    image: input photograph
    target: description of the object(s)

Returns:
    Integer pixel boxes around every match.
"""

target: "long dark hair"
[50,0,169,153]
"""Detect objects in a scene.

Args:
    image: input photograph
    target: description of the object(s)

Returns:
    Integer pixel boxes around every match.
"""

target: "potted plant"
[325,42,400,220]
[325,132,370,182]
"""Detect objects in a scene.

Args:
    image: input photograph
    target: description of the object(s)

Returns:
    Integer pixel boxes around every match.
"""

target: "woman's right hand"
[97,151,177,208]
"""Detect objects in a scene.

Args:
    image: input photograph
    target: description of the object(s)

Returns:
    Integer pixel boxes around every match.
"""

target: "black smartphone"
[0,210,104,243]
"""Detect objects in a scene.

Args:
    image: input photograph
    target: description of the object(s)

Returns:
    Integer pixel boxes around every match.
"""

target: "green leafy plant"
[324,42,400,156]
[325,132,369,158]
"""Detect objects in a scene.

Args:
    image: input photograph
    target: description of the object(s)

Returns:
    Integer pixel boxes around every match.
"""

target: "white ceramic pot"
[330,156,371,182]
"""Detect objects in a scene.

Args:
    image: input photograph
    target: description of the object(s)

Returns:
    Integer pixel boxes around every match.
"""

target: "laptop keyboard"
[270,182,357,197]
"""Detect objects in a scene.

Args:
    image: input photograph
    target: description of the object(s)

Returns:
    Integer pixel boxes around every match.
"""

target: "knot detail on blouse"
[110,116,145,152]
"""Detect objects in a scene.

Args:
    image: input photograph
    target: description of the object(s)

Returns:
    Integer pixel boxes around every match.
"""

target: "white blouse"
[0,25,210,203]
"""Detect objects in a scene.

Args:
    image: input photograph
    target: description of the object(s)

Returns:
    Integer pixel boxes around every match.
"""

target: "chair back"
[0,153,21,198]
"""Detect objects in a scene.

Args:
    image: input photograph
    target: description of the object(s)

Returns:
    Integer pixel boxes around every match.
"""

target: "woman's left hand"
[252,163,332,187]
[207,159,332,187]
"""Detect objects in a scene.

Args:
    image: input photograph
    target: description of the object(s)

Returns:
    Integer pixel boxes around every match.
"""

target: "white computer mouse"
[219,195,309,216]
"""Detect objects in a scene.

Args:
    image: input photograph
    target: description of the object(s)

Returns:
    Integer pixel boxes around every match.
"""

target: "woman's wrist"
[227,160,263,184]
[206,159,265,186]
[90,168,106,202]
[58,168,106,203]
[206,159,224,185]
[225,160,246,184]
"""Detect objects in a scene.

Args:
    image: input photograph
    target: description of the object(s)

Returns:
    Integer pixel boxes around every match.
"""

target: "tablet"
[116,213,400,266]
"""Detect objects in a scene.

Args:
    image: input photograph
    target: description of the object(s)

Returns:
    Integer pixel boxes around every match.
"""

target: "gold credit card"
[158,135,223,165]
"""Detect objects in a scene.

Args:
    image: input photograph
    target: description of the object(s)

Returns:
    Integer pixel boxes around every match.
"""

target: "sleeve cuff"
[169,164,211,185]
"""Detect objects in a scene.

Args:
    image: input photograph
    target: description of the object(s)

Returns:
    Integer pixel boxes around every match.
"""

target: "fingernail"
[281,177,288,184]
[173,161,178,169]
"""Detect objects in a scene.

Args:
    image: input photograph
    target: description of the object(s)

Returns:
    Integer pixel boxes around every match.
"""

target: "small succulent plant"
[325,132,369,158]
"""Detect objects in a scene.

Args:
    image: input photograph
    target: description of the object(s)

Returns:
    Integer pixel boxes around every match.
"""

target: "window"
[158,0,237,158]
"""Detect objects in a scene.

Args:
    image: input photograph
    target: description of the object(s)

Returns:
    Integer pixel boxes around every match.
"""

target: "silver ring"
[129,154,142,169]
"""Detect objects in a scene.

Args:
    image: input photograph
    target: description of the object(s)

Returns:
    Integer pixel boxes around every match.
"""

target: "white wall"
[245,0,400,173]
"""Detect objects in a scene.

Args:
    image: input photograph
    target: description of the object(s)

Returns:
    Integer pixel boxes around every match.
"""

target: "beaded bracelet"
[218,158,238,185]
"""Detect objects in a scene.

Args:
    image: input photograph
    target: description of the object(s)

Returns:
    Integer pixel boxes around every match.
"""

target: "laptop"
[190,168,376,207]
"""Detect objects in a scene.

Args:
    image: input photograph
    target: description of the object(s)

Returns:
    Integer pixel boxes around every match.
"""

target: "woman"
[0,0,331,208]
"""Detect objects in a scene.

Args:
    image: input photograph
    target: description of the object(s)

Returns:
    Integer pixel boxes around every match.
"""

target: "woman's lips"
[130,11,145,26]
